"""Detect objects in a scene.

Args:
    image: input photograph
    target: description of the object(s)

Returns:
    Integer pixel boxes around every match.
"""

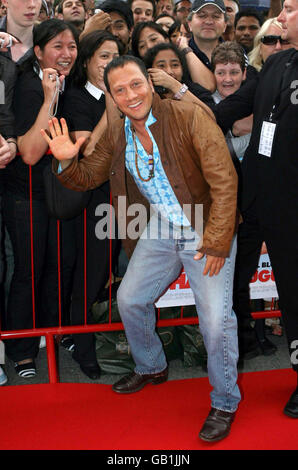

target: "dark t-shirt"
[188,35,258,81]
[62,84,110,201]
[62,85,106,132]
[4,68,65,200]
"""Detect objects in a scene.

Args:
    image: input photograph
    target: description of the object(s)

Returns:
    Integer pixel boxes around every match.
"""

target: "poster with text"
[155,254,278,308]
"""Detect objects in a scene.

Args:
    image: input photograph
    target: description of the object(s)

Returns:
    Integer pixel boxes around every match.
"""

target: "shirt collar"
[124,109,156,137]
[85,81,104,100]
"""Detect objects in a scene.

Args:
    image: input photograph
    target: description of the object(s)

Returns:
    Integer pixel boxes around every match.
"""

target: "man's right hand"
[41,117,86,163]
[79,11,112,41]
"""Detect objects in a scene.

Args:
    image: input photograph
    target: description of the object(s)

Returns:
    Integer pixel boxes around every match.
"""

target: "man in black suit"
[214,0,298,419]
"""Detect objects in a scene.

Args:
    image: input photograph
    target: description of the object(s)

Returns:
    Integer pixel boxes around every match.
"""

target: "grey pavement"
[1,329,291,387]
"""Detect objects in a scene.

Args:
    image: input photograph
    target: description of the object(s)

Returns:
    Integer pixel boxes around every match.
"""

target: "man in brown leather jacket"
[42,55,240,443]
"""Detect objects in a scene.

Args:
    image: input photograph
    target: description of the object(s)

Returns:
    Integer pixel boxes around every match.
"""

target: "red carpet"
[0,368,297,450]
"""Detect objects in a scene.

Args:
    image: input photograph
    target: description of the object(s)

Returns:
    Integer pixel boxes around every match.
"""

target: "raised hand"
[0,32,19,51]
[148,68,181,94]
[41,117,86,161]
[80,11,112,41]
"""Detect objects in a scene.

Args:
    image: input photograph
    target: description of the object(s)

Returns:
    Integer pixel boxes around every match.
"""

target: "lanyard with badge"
[258,107,277,158]
[258,52,296,158]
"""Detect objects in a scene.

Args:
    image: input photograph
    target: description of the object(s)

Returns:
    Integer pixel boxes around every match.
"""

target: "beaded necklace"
[131,127,155,182]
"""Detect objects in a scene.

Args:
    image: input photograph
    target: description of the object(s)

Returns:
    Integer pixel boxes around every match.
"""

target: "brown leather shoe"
[112,367,168,394]
[199,408,236,442]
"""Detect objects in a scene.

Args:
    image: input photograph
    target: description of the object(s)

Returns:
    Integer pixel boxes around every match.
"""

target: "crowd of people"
[0,0,297,443]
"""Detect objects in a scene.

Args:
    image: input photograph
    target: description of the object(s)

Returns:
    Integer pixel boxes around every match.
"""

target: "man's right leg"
[117,234,182,375]
[114,228,182,392]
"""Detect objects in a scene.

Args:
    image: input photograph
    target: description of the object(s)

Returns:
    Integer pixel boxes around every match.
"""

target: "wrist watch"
[182,47,193,55]
[174,84,188,100]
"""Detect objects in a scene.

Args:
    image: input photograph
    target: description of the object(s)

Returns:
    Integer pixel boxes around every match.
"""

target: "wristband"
[182,47,193,55]
[174,84,188,100]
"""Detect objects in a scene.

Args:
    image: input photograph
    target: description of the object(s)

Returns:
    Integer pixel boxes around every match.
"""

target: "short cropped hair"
[211,41,246,72]
[104,55,149,94]
[234,8,263,29]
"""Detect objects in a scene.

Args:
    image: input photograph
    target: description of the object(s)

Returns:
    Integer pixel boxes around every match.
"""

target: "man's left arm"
[191,108,238,261]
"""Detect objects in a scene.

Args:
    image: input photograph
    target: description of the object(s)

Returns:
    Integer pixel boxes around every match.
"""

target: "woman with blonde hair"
[249,17,291,71]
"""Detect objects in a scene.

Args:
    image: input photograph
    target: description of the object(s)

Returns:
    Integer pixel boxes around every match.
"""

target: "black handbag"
[43,163,91,220]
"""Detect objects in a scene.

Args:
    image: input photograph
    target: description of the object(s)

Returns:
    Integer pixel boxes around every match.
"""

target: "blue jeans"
[117,215,241,412]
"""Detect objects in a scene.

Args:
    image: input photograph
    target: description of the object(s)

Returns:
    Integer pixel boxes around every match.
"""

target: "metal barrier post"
[46,333,58,384]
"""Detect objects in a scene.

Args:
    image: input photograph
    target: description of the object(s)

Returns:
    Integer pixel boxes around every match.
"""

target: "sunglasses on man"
[261,35,290,46]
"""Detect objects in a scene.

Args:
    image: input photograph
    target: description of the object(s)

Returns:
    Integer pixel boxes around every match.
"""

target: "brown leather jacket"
[55,94,238,258]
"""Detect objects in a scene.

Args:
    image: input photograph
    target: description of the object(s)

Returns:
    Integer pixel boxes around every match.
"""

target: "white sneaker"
[0,366,8,385]
[39,336,46,348]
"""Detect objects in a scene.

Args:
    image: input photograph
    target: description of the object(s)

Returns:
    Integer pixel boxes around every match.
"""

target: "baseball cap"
[174,0,193,5]
[191,0,226,13]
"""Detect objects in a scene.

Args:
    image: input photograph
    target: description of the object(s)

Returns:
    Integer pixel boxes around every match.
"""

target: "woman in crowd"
[3,19,78,378]
[211,41,251,162]
[179,19,192,41]
[143,41,214,118]
[132,21,215,91]
[131,21,169,59]
[61,30,123,379]
[249,17,291,72]
[168,20,181,45]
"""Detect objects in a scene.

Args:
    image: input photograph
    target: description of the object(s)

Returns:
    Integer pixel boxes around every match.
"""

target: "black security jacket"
[214,48,298,230]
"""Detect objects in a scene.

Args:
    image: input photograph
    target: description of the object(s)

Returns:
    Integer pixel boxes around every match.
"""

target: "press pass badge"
[0,340,5,364]
[258,121,276,158]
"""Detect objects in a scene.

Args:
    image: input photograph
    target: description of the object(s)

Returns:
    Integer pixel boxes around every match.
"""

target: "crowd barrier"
[0,166,281,384]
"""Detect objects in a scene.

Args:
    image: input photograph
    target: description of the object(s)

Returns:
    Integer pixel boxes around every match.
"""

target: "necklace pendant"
[148,156,154,178]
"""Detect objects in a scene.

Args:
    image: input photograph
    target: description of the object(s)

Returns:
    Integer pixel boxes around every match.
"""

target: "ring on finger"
[0,38,5,48]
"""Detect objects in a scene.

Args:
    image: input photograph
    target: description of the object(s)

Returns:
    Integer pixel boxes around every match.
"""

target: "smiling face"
[86,40,119,88]
[107,61,154,127]
[4,0,42,27]
[214,61,246,98]
[188,5,226,43]
[35,29,77,76]
[138,26,168,57]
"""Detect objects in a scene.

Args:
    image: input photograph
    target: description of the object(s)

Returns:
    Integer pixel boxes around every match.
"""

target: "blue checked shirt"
[124,111,190,227]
